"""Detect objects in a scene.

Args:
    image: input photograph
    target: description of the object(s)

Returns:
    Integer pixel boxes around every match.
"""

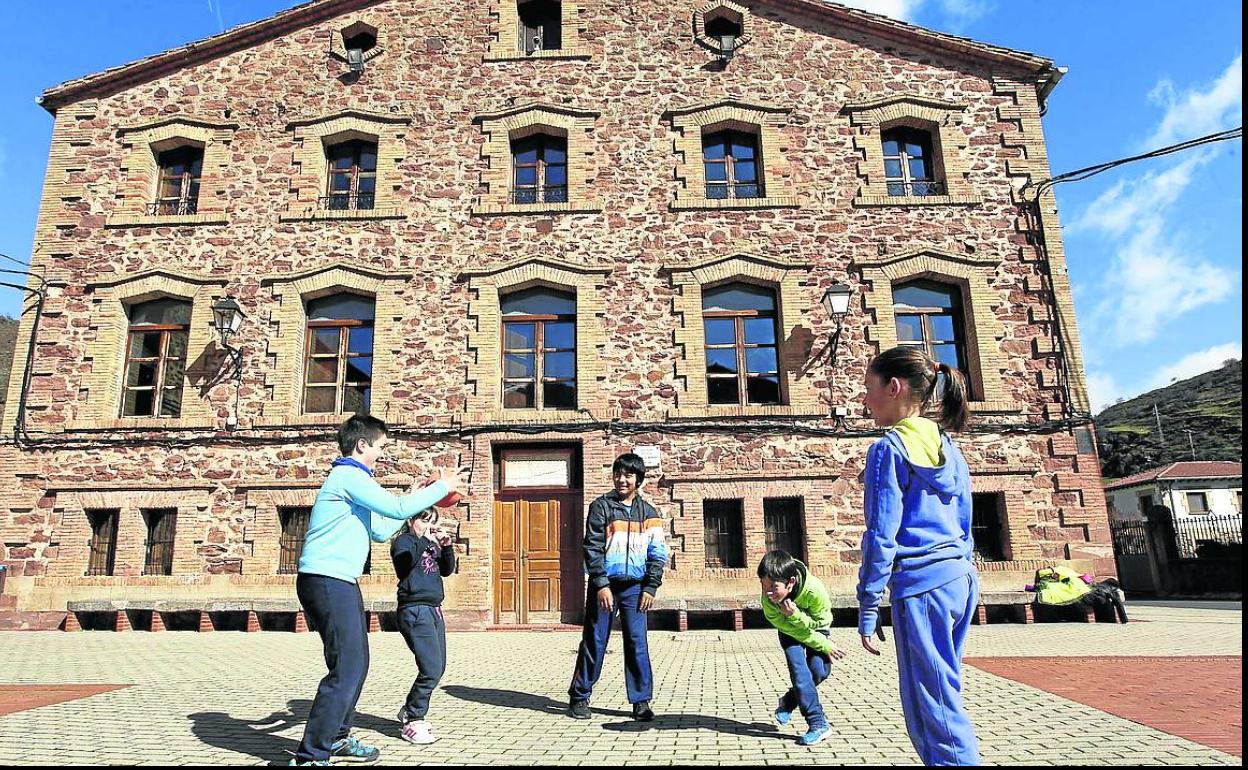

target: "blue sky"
[0,1,1241,413]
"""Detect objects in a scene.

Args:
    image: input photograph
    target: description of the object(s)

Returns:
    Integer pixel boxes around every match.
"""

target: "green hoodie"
[761,562,835,654]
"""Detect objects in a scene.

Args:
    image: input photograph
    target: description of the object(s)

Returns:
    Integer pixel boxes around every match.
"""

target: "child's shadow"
[442,686,787,742]
[601,714,788,742]
[441,685,630,718]
[188,698,399,766]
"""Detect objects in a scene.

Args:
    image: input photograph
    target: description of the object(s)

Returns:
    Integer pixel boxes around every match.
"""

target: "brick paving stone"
[0,684,130,717]
[965,655,1242,758]
[0,603,1240,765]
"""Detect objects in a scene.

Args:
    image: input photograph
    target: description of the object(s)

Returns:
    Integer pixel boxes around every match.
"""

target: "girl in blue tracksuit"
[856,346,981,766]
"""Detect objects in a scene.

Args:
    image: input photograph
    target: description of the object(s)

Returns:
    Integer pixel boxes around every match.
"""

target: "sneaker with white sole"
[400,719,438,745]
[798,722,831,747]
[328,735,380,764]
[774,698,794,727]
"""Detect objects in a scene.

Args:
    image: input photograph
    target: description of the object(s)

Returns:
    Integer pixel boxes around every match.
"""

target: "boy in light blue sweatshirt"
[856,347,981,766]
[290,414,467,767]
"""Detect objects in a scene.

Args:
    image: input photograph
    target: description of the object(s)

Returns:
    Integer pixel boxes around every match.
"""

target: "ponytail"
[935,361,970,433]
[868,346,972,432]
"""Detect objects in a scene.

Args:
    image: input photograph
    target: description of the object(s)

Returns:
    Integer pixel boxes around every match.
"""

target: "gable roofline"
[38,0,382,112]
[39,0,1060,113]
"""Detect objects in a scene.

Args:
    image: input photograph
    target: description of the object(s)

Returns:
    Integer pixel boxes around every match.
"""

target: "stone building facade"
[0,0,1111,631]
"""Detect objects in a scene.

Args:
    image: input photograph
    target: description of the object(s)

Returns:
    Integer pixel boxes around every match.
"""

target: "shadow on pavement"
[188,698,399,766]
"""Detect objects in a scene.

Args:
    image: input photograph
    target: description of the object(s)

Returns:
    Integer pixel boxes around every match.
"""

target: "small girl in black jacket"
[391,508,457,745]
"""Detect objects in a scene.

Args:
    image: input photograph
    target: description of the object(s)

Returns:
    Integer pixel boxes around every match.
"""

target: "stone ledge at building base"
[0,591,1138,632]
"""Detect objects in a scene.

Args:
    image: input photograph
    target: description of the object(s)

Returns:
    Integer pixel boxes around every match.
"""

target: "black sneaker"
[632,701,655,722]
[568,700,592,720]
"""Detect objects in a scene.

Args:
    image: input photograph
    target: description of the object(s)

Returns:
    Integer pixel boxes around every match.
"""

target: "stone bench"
[64,590,1122,632]
[651,591,1039,631]
[64,598,404,633]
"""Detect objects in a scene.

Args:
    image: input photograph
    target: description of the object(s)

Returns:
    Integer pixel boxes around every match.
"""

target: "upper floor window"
[122,298,192,418]
[325,140,378,211]
[518,0,562,54]
[501,287,577,409]
[512,134,568,204]
[703,283,781,406]
[703,130,762,200]
[153,146,203,216]
[304,294,374,415]
[882,127,941,197]
[893,280,969,377]
[1186,492,1210,514]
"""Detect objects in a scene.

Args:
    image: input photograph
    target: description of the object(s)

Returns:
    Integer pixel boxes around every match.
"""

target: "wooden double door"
[493,493,583,624]
[492,447,584,625]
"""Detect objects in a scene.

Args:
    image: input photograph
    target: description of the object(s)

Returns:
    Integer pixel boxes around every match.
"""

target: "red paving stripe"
[966,656,1242,757]
[0,685,131,717]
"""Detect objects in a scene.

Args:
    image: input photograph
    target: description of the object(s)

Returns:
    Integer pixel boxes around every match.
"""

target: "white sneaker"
[400,719,438,745]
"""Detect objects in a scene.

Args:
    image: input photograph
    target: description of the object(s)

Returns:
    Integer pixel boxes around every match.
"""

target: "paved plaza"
[0,602,1241,766]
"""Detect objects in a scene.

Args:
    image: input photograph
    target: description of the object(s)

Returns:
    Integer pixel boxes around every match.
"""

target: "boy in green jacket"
[758,550,846,746]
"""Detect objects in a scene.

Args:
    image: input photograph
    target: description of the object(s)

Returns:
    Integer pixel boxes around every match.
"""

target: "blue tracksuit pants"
[892,572,981,766]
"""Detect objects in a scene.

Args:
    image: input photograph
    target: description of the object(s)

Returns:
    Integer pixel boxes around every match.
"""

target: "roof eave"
[38,0,1061,113]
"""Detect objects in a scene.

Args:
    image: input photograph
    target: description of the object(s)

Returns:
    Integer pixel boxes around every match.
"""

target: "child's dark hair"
[338,414,388,456]
[757,550,801,582]
[412,508,440,524]
[868,346,971,432]
[612,453,647,484]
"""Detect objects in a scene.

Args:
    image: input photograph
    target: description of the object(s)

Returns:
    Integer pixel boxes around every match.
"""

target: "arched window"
[893,280,969,374]
[324,139,378,210]
[122,298,192,417]
[702,283,781,405]
[501,287,577,409]
[702,129,762,200]
[511,134,568,204]
[304,293,375,414]
[882,127,940,197]
[154,146,203,216]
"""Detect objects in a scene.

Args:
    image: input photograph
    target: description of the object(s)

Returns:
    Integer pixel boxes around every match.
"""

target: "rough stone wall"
[0,0,1110,628]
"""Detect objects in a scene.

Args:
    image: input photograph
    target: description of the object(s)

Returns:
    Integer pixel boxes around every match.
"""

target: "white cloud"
[831,0,993,27]
[1143,54,1242,150]
[1087,371,1123,412]
[935,0,993,28]
[1092,343,1242,412]
[1094,217,1237,345]
[834,0,925,21]
[1071,54,1244,349]
[1151,342,1242,389]
[1067,153,1210,236]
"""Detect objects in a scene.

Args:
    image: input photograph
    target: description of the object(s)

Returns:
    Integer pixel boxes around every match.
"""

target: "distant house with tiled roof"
[1106,462,1242,521]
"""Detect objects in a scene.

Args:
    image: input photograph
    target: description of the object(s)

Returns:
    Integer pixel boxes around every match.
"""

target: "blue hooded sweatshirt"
[856,430,976,636]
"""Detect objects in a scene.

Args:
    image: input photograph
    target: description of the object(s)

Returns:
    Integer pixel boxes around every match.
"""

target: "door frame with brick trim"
[492,445,583,625]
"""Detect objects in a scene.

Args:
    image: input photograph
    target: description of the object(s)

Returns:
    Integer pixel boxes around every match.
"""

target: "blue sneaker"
[289,760,331,767]
[798,722,831,747]
[774,698,794,727]
[329,735,380,764]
